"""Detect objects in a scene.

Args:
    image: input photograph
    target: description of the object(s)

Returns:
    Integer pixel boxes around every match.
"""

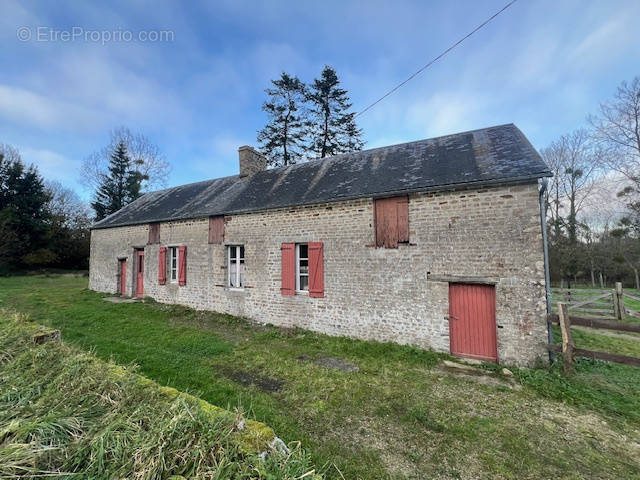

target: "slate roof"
[92,123,551,229]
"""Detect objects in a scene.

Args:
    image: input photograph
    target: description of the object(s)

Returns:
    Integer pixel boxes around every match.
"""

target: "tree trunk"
[599,271,604,289]
[590,267,595,287]
[635,268,640,290]
[283,113,289,166]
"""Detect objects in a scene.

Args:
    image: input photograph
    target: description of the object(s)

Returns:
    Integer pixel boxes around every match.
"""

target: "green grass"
[571,327,640,357]
[1,276,640,479]
[0,310,319,479]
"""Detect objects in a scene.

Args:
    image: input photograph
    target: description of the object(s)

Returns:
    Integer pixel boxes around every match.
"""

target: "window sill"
[295,290,309,295]
[227,287,246,293]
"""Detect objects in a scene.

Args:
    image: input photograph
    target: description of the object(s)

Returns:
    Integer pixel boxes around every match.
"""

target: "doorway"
[118,259,127,295]
[136,250,144,298]
[448,283,498,362]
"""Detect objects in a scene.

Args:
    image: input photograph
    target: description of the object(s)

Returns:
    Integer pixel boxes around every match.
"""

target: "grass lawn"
[1,275,640,479]
[0,310,318,479]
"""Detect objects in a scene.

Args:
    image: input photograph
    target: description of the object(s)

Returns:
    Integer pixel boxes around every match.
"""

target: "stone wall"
[89,181,548,366]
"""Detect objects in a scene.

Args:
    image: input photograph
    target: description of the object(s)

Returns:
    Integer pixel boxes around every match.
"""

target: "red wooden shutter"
[158,246,167,285]
[375,197,397,248]
[374,196,409,248]
[178,246,187,286]
[396,196,409,243]
[308,242,324,298]
[208,216,224,244]
[148,223,160,244]
[281,243,295,296]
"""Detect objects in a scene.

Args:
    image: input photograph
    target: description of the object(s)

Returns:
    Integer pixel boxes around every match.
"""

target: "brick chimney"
[238,146,267,177]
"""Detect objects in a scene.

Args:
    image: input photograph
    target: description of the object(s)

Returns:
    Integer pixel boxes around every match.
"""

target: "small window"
[296,244,309,292]
[228,245,245,288]
[169,247,178,283]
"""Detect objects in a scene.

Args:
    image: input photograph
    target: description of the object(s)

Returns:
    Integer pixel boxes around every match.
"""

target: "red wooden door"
[119,259,127,295]
[449,283,497,362]
[136,250,144,298]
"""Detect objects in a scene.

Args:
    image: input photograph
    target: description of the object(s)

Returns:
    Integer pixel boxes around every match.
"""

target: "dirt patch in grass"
[103,296,142,304]
[539,406,640,457]
[436,360,521,390]
[297,354,360,372]
[340,416,418,479]
[219,367,284,393]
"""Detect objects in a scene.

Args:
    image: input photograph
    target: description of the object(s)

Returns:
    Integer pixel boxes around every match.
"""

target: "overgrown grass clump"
[0,310,321,479]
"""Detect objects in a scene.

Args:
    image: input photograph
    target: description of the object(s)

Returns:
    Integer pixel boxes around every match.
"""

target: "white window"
[228,245,245,288]
[295,243,309,292]
[169,246,178,283]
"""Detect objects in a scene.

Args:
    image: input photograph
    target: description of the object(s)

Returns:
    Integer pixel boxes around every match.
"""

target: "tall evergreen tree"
[257,72,308,167]
[91,142,144,220]
[0,148,51,271]
[307,66,364,158]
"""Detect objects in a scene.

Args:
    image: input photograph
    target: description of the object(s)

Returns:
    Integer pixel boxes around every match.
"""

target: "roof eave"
[90,173,550,230]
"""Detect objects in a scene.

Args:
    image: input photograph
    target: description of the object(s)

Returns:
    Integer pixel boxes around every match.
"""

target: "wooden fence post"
[615,282,625,320]
[558,302,574,372]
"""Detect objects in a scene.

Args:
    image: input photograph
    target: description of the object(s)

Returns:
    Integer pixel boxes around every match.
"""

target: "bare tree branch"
[79,127,170,194]
[589,76,640,189]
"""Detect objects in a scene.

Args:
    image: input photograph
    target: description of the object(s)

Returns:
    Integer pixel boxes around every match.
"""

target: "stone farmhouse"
[89,124,552,366]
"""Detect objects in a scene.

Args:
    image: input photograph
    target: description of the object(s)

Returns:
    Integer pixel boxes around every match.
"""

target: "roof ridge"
[146,123,518,196]
[145,173,240,196]
[92,123,549,229]
[265,123,518,173]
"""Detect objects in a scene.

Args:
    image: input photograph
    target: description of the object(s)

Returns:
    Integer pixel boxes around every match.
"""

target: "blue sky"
[1,0,639,198]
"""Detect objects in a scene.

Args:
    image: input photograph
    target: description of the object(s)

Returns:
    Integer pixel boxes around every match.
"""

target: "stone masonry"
[89,181,548,367]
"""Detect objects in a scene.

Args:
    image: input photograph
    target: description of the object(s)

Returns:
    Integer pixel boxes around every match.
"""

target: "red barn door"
[449,283,497,362]
[119,259,127,295]
[136,250,144,298]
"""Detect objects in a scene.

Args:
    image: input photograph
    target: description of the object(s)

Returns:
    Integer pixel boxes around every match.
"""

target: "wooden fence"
[551,282,640,320]
[548,302,640,371]
[622,289,640,319]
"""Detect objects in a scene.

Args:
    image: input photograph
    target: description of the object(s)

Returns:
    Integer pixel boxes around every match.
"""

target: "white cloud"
[569,13,634,71]
[211,132,248,156]
[20,147,80,185]
[404,90,497,139]
[187,132,249,178]
[48,51,187,126]
[0,0,38,39]
[0,84,102,130]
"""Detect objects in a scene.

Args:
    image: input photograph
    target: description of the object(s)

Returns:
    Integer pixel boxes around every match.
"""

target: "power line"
[355,0,518,118]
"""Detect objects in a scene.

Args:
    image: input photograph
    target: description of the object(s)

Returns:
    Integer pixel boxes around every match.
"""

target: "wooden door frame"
[135,249,145,298]
[118,258,127,296]
[448,283,499,363]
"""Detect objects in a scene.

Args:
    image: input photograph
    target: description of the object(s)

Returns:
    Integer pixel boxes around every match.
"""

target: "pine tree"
[0,149,52,271]
[92,142,144,220]
[307,66,364,158]
[257,72,308,167]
